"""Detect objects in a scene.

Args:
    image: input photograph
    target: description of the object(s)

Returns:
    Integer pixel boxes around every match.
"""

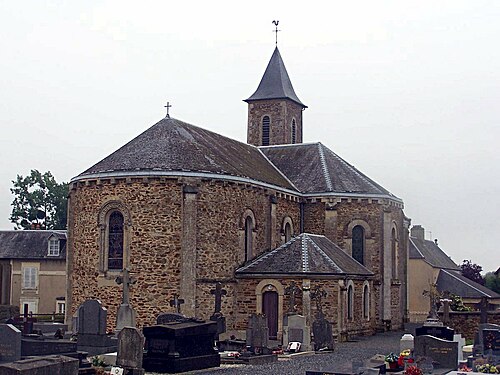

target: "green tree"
[460,259,485,286]
[10,170,68,230]
[484,272,500,294]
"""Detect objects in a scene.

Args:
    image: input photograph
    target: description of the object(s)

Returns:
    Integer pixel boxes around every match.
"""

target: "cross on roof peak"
[164,102,172,118]
[272,20,280,46]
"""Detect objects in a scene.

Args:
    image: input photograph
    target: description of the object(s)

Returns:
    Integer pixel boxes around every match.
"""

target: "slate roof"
[437,269,500,299]
[244,47,307,108]
[74,117,295,190]
[260,143,399,198]
[409,237,460,270]
[0,230,66,260]
[236,233,373,277]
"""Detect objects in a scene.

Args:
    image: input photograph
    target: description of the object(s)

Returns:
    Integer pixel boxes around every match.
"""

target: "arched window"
[347,284,354,320]
[244,215,254,261]
[108,211,124,270]
[391,227,397,279]
[352,225,365,265]
[363,284,370,320]
[262,116,270,146]
[291,119,296,144]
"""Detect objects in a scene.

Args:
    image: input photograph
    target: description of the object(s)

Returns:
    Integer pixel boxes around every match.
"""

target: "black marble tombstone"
[143,319,220,373]
[415,325,455,341]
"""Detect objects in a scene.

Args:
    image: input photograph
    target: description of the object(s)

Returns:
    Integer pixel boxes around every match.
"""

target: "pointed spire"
[244,47,307,108]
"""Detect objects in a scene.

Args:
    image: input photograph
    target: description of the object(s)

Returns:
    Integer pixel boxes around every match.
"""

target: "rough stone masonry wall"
[443,311,500,340]
[246,99,303,146]
[68,178,183,329]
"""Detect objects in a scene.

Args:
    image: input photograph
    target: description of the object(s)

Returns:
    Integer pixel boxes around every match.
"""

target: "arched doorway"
[262,291,278,339]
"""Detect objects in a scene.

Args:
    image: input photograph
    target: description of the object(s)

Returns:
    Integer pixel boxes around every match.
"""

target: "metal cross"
[169,293,185,314]
[210,282,227,314]
[115,268,136,305]
[272,20,280,46]
[284,281,301,313]
[164,102,172,118]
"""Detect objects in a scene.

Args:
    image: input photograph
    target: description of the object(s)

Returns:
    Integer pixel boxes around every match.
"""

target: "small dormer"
[48,235,60,256]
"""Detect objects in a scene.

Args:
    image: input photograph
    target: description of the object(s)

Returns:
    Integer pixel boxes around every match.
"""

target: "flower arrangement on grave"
[476,364,500,374]
[398,349,414,367]
[404,365,423,375]
[385,353,399,363]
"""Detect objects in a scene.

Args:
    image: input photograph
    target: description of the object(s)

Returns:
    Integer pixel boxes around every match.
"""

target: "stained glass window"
[108,211,124,270]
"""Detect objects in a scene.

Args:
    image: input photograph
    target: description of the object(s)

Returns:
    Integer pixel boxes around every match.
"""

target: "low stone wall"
[440,311,500,340]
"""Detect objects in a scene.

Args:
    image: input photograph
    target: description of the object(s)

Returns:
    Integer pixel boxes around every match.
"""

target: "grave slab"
[0,324,21,363]
[0,355,78,375]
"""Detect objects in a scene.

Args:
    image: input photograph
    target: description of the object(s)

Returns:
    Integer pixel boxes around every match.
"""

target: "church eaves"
[73,117,295,190]
[244,47,307,108]
[236,233,373,277]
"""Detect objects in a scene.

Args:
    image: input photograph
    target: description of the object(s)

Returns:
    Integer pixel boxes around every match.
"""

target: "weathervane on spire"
[272,20,280,46]
[164,101,172,118]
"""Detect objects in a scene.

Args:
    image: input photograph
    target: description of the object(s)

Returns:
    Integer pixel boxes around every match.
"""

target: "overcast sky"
[1,1,499,272]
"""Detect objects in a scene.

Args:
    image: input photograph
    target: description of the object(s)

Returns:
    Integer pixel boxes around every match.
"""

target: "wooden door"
[262,291,278,339]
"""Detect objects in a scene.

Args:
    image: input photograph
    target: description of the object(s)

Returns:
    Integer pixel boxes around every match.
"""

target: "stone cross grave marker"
[117,327,145,374]
[310,285,327,318]
[169,293,185,314]
[283,314,312,351]
[284,281,301,314]
[246,314,269,351]
[312,314,334,351]
[115,268,137,332]
[0,324,21,363]
[210,282,227,315]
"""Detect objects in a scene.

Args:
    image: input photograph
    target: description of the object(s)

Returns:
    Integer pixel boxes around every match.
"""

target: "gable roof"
[409,237,460,270]
[437,269,500,300]
[244,47,307,108]
[0,230,67,260]
[236,233,373,277]
[73,117,295,190]
[260,142,400,199]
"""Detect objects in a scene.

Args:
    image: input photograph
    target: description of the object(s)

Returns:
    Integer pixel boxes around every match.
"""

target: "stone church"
[67,47,409,340]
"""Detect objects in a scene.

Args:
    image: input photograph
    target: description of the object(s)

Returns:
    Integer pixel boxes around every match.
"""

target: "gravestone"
[117,327,145,375]
[143,320,220,373]
[453,334,466,362]
[246,314,269,352]
[21,338,77,356]
[283,314,311,352]
[169,294,185,314]
[473,323,500,357]
[483,328,500,355]
[414,335,458,370]
[416,324,455,341]
[0,355,79,375]
[77,299,117,355]
[312,314,334,351]
[0,324,21,363]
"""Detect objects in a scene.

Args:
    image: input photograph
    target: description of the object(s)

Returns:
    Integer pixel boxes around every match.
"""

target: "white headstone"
[400,333,414,352]
[453,334,466,362]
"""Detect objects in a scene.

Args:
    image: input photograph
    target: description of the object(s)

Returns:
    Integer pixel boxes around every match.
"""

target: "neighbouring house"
[0,230,67,316]
[408,225,500,322]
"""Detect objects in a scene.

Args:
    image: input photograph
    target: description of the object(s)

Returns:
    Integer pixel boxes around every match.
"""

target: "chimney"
[411,225,425,240]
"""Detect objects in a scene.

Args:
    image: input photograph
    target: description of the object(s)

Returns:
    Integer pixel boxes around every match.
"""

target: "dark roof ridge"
[305,234,343,273]
[257,148,299,191]
[258,141,320,149]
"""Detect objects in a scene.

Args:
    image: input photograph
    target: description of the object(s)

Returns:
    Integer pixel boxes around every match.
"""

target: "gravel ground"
[146,330,403,375]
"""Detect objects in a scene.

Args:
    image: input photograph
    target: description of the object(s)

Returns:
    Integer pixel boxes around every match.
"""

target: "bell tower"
[244,47,307,147]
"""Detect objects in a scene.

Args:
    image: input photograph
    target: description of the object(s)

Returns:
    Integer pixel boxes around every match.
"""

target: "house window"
[56,301,66,314]
[23,267,37,289]
[262,116,270,146]
[363,284,370,320]
[48,238,60,256]
[347,284,354,320]
[352,225,365,265]
[291,119,296,144]
[244,215,254,261]
[108,211,124,270]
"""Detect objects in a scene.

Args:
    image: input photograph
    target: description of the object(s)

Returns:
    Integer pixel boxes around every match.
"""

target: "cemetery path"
[147,330,402,375]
